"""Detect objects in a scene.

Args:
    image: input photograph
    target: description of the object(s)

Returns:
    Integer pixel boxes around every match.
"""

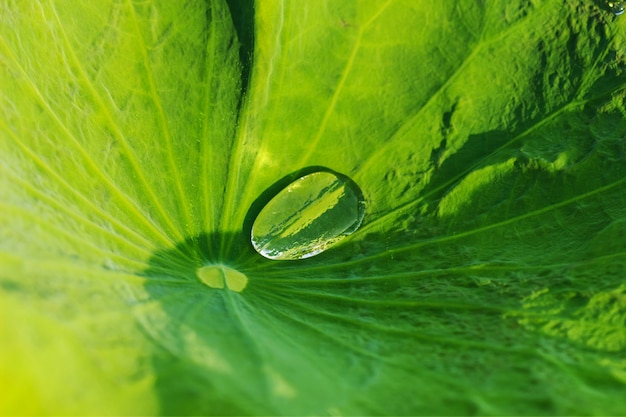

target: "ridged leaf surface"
[1,0,626,415]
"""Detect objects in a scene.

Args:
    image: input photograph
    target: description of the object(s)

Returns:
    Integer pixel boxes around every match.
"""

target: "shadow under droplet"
[140,231,266,415]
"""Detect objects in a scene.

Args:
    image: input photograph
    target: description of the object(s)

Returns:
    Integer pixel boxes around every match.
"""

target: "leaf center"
[196,265,248,292]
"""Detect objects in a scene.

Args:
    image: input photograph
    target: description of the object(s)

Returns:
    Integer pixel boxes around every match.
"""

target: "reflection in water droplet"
[609,1,625,15]
[251,170,365,260]
[197,265,248,292]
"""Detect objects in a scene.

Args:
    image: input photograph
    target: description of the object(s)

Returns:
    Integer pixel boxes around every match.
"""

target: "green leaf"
[2,0,626,415]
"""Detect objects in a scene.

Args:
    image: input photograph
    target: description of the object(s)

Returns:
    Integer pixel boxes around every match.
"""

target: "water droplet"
[609,1,625,15]
[196,265,248,292]
[251,170,365,260]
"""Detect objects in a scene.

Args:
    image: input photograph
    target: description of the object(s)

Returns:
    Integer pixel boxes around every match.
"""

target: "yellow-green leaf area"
[2,0,626,415]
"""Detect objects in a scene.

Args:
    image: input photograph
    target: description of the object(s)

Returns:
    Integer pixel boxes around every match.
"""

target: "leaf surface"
[1,0,626,415]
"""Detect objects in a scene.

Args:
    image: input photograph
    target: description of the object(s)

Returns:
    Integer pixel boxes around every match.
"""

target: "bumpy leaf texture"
[1,0,626,415]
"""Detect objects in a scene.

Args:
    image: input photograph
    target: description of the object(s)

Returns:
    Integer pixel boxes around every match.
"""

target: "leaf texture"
[1,0,626,415]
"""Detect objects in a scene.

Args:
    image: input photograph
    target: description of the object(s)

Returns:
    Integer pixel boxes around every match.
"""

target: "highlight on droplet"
[609,1,625,15]
[250,169,365,260]
[196,265,248,292]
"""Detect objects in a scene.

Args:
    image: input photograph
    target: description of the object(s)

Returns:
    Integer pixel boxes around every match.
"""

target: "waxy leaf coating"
[1,0,626,415]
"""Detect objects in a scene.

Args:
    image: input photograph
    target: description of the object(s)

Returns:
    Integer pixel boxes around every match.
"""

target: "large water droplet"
[251,170,365,260]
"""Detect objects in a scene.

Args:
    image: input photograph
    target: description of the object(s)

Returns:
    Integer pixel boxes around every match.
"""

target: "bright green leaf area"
[2,0,626,415]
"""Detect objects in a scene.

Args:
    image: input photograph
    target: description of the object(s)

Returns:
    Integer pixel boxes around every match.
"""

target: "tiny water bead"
[609,1,625,15]
[196,265,248,292]
[251,170,365,260]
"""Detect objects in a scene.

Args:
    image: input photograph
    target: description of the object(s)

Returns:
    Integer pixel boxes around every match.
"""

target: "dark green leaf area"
[2,0,626,415]
[140,194,626,417]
